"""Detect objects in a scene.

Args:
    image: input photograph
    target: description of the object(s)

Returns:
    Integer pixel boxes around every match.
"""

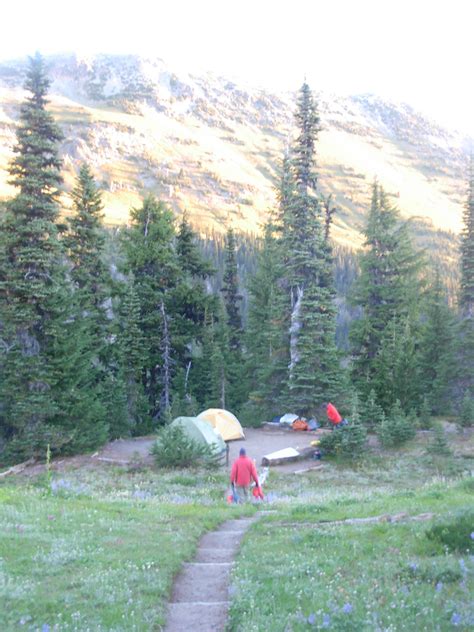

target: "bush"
[459,391,474,428]
[425,508,474,553]
[425,422,452,457]
[151,424,221,469]
[378,400,416,447]
[419,396,433,429]
[319,423,367,460]
[361,389,384,430]
[237,400,264,428]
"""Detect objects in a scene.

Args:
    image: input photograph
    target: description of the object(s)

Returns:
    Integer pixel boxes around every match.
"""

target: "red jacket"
[327,403,342,425]
[230,456,259,487]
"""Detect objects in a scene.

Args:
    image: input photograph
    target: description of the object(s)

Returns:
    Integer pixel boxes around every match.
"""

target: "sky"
[1,0,473,134]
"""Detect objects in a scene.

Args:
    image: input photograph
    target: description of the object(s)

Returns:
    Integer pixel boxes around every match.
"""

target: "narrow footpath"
[164,516,258,632]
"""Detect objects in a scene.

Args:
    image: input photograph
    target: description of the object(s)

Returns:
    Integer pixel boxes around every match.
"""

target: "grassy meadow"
[0,429,472,631]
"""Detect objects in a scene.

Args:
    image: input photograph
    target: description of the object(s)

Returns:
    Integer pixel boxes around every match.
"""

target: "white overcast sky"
[2,0,473,133]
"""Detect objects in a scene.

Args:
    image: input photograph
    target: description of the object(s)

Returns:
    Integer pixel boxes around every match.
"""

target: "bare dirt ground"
[97,425,325,474]
[13,425,327,477]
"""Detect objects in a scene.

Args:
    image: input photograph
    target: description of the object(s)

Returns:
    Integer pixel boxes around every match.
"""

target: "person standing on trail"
[230,447,259,502]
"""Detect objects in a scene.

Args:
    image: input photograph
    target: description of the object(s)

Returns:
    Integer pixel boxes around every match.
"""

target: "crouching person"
[230,447,259,502]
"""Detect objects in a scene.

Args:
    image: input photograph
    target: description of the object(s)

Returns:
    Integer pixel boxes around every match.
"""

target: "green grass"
[229,447,474,631]
[0,432,472,631]
[0,468,252,630]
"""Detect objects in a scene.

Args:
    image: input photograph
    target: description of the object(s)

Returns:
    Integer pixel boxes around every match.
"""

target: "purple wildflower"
[451,612,462,626]
[322,613,331,628]
[41,625,50,632]
[435,581,443,592]
[470,532,474,540]
[342,603,353,614]
[307,613,316,625]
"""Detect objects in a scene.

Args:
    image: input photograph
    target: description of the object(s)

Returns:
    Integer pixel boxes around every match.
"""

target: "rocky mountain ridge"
[0,53,470,248]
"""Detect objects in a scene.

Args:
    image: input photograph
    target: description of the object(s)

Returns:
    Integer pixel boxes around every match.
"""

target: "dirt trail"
[163,517,259,632]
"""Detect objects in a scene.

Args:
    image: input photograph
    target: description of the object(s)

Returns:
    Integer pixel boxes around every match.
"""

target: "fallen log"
[261,446,317,466]
[0,457,35,478]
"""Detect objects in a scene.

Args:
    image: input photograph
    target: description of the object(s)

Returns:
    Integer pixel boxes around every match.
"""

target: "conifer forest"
[0,54,473,465]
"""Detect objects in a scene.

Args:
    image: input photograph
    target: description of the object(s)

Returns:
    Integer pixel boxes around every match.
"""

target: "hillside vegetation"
[0,53,470,247]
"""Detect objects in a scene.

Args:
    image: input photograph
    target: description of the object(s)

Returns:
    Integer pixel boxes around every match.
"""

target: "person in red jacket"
[325,402,343,426]
[230,447,259,502]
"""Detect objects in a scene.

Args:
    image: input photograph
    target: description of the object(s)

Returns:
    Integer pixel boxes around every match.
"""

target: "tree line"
[0,55,472,464]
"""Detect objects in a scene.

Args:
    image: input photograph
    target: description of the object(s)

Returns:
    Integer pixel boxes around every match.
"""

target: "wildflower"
[451,612,462,626]
[408,562,418,571]
[459,559,466,572]
[41,625,50,632]
[435,581,443,592]
[307,613,316,625]
[342,603,353,614]
[470,532,474,540]
[322,613,331,628]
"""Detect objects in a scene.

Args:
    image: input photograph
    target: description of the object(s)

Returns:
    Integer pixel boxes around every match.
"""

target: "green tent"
[170,416,226,455]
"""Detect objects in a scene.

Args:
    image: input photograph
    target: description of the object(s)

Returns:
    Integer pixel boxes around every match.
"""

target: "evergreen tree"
[426,422,452,457]
[460,160,474,316]
[418,271,457,414]
[221,227,243,351]
[459,391,474,428]
[0,55,107,460]
[361,388,384,430]
[115,282,148,436]
[65,164,109,314]
[457,162,474,396]
[282,82,343,411]
[350,182,423,404]
[120,195,179,422]
[172,212,217,399]
[245,222,289,417]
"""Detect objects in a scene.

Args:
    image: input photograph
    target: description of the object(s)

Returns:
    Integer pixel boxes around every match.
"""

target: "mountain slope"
[0,53,470,248]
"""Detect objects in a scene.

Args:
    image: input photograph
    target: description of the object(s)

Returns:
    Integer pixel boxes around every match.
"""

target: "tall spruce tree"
[65,164,109,318]
[172,212,217,400]
[282,82,342,411]
[350,182,422,408]
[457,160,474,395]
[120,195,179,424]
[245,221,288,417]
[0,55,107,461]
[418,271,457,414]
[221,227,242,351]
[460,160,474,316]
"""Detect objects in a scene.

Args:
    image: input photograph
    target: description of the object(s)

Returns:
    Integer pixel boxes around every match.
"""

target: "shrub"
[237,400,264,428]
[419,396,433,429]
[151,424,221,469]
[425,508,474,553]
[378,400,416,447]
[319,423,367,460]
[425,422,452,457]
[362,389,384,430]
[459,391,474,428]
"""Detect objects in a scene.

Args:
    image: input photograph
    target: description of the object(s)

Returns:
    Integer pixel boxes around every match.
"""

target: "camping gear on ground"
[170,416,226,455]
[292,418,309,431]
[279,413,299,426]
[307,418,319,431]
[198,408,245,441]
[270,415,282,424]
